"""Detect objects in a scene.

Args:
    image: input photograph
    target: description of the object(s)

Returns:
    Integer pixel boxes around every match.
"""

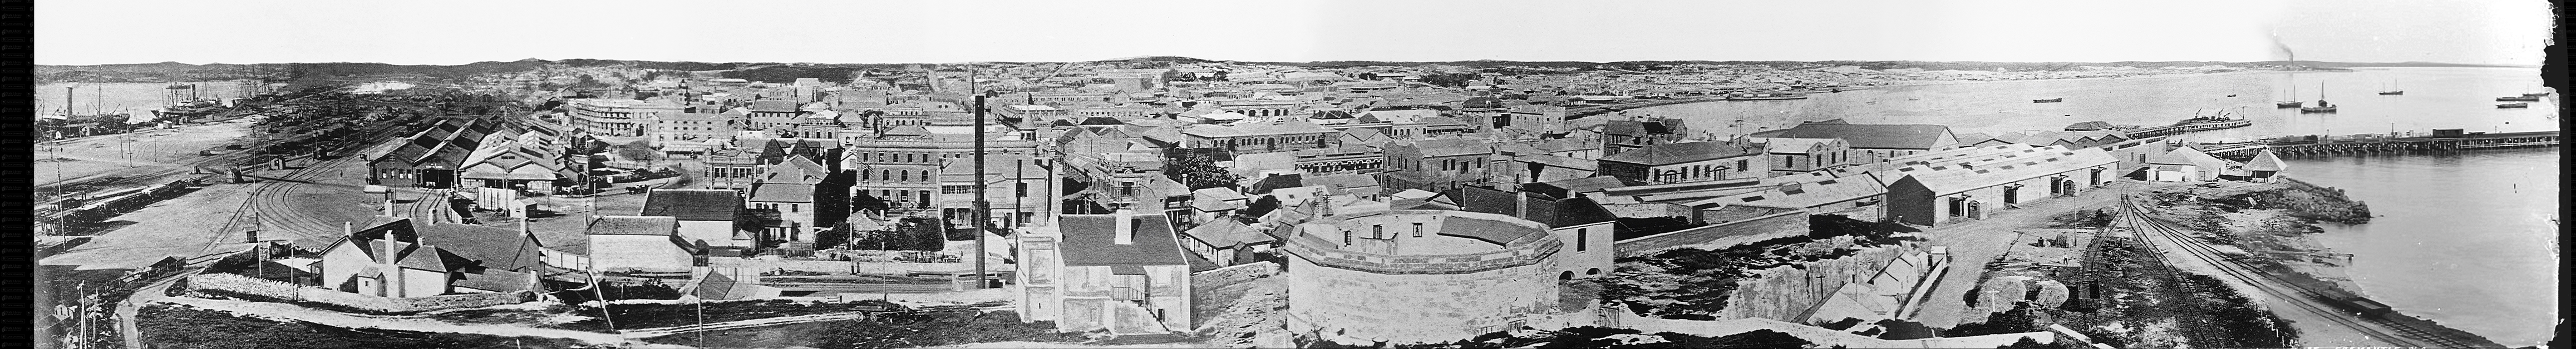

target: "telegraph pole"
[972,92,990,289]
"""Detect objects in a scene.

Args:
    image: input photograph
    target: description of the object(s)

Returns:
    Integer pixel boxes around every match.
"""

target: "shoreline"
[2149,180,2509,348]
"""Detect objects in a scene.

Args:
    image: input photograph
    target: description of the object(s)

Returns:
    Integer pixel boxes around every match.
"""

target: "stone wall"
[1191,261,1279,292]
[1720,245,1919,322]
[186,273,533,313]
[1615,211,1809,258]
[186,273,301,300]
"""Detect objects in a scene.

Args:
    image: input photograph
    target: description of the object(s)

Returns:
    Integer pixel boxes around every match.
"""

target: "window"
[1372,225,1383,239]
[1576,228,1588,251]
[1412,222,1424,237]
[1342,230,1352,245]
[1016,182,1029,197]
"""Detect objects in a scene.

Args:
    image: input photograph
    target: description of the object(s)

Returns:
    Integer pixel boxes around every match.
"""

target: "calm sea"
[2296,149,2560,347]
[1633,67,2560,346]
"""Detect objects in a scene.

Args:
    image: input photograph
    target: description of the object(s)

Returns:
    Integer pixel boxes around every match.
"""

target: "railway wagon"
[2309,287,2396,317]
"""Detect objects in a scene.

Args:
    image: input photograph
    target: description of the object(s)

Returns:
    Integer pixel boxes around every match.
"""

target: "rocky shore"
[2142,179,2507,348]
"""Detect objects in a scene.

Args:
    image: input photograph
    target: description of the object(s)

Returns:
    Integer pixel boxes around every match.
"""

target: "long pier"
[2205,131,2560,158]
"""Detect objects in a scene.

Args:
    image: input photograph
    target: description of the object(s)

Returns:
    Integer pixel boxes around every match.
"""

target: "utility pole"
[972,90,990,290]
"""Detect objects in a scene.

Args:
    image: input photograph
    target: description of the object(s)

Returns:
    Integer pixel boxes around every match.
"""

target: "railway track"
[2115,195,2481,348]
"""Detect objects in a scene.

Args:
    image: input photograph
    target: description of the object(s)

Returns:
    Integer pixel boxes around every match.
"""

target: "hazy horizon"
[37,0,2554,67]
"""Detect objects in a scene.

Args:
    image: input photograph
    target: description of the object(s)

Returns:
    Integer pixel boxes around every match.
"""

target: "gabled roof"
[1688,172,1888,210]
[1750,137,1841,154]
[409,221,546,272]
[760,156,830,184]
[1410,138,1491,158]
[1183,219,1275,247]
[1766,123,1955,149]
[642,190,743,221]
[2146,146,2227,166]
[1600,141,1764,166]
[1892,146,2120,195]
[747,183,817,203]
[2244,149,2289,171]
[1056,213,1189,267]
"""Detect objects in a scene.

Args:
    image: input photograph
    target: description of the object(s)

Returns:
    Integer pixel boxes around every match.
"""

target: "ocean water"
[2295,149,2561,347]
[1624,67,2558,142]
[1631,67,2561,346]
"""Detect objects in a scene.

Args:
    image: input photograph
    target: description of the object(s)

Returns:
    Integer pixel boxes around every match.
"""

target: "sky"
[36,0,2555,66]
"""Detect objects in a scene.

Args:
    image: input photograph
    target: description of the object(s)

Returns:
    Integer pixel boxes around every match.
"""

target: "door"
[1967,201,1984,220]
[2003,186,2020,205]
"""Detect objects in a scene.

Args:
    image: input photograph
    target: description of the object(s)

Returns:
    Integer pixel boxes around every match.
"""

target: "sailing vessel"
[2275,82,2304,108]
[2031,98,2063,103]
[2299,83,2337,113]
[2496,103,2529,108]
[2377,79,2402,95]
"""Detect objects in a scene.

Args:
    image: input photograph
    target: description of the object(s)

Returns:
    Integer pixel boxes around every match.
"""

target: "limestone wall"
[1720,245,1902,322]
[1191,261,1279,292]
[1615,211,1809,258]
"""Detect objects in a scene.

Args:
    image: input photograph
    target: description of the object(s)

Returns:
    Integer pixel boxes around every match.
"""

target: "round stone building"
[1283,210,1567,345]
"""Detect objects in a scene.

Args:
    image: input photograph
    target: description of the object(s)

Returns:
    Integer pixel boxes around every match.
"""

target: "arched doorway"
[1967,201,1985,220]
[1559,271,1574,281]
[1587,268,1602,276]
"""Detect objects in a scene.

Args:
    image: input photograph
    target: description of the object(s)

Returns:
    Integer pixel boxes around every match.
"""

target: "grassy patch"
[808,311,1091,348]
[136,304,605,349]
[559,299,902,332]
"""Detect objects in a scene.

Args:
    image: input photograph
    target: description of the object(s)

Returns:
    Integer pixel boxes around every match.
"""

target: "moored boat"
[2496,103,2529,108]
[2032,98,2062,103]
[2496,96,2540,102]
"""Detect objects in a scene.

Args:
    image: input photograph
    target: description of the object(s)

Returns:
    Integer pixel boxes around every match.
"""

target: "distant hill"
[36,57,2534,84]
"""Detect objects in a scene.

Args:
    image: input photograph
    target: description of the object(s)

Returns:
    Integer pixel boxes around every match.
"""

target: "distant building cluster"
[306,60,2292,345]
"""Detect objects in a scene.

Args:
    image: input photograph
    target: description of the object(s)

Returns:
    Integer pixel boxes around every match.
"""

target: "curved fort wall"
[1283,210,1565,345]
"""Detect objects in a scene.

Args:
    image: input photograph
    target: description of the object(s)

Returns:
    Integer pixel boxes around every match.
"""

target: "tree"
[1418,73,1480,88]
[1164,147,1244,190]
[614,139,662,164]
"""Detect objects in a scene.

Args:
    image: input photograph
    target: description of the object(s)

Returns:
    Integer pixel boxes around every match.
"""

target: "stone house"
[584,216,697,273]
[1014,210,1196,335]
[317,217,545,298]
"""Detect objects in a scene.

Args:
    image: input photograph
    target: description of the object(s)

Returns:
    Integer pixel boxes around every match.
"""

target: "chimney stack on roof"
[1113,208,1136,245]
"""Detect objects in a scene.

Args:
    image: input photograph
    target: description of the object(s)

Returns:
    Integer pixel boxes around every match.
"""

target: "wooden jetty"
[2206,131,2560,158]
[2121,118,2252,138]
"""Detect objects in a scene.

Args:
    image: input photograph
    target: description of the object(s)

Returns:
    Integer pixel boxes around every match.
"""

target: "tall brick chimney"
[1113,208,1135,245]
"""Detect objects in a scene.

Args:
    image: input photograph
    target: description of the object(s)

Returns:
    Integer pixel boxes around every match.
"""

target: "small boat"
[2277,81,2304,108]
[2496,96,2540,102]
[2226,94,2238,97]
[2523,92,2552,97]
[2378,79,2402,95]
[2300,83,2336,113]
[2032,98,2063,103]
[2497,103,2529,108]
